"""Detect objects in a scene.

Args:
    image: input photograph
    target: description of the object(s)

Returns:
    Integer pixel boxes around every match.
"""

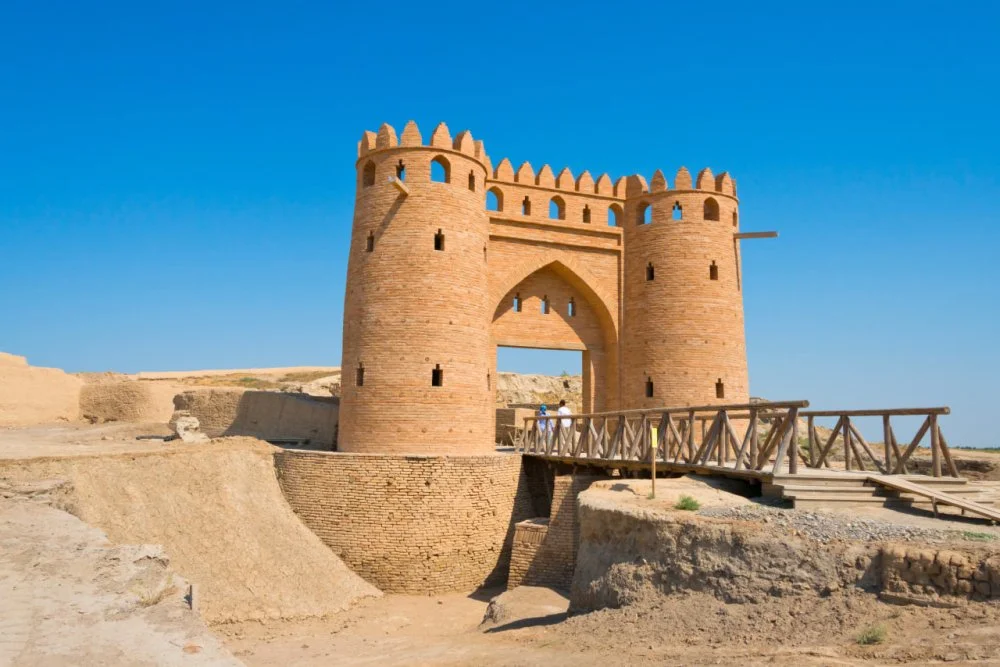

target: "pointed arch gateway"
[490,257,619,413]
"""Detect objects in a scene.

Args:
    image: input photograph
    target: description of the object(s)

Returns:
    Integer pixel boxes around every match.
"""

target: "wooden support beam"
[734,231,778,240]
[388,176,409,196]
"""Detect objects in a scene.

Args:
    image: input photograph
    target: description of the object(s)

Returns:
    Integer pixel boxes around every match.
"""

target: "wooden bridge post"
[807,416,816,467]
[882,414,892,474]
[930,413,941,477]
[843,417,852,471]
[687,410,696,462]
[789,408,799,474]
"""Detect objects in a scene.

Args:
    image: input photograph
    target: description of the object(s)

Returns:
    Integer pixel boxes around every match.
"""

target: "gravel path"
[698,502,995,544]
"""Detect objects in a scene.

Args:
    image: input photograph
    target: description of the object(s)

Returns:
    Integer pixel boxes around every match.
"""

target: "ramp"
[866,474,1000,523]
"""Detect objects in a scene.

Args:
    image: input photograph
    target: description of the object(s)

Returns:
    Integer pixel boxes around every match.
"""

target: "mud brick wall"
[273,450,536,593]
[508,473,604,590]
[881,546,1000,602]
[508,519,549,588]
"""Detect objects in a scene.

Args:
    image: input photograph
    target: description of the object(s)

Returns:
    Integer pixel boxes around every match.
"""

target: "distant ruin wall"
[273,450,537,592]
[173,389,338,447]
[495,407,535,445]
[79,378,178,424]
[0,353,82,426]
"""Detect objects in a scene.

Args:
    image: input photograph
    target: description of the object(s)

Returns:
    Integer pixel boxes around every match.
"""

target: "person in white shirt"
[556,400,573,448]
[557,400,572,428]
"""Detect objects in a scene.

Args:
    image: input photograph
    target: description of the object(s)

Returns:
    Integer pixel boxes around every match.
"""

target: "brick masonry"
[342,120,752,455]
[508,474,605,590]
[273,449,541,593]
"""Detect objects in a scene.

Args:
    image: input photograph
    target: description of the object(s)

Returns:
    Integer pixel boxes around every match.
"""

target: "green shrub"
[674,495,700,511]
[962,531,997,542]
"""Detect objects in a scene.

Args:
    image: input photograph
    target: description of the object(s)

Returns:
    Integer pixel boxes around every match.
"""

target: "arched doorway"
[490,261,618,413]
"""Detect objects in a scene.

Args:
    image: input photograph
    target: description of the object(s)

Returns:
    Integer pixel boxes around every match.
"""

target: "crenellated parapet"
[620,166,740,228]
[357,121,491,182]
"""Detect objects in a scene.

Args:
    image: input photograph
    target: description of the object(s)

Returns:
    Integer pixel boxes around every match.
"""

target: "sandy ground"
[585,474,753,512]
[0,483,240,666]
[0,431,378,624]
[0,421,176,460]
[220,584,1000,667]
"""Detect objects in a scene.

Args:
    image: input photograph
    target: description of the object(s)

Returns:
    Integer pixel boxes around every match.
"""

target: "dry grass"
[856,624,886,645]
[278,370,337,383]
[174,374,284,390]
[133,576,177,608]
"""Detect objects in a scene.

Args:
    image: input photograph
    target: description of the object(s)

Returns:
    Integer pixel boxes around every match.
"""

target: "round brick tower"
[620,166,749,410]
[339,121,493,454]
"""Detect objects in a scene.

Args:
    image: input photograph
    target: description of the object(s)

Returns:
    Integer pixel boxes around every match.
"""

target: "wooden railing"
[800,407,957,477]
[514,402,959,478]
[515,400,809,475]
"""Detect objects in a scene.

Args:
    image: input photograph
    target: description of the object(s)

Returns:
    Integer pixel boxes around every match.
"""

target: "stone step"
[790,496,889,509]
[770,476,870,488]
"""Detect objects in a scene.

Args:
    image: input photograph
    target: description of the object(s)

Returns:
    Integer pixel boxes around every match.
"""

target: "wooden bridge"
[513,400,1000,523]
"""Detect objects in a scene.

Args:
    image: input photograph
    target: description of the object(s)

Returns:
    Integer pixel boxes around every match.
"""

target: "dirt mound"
[0,483,241,665]
[79,376,180,424]
[0,437,378,623]
[0,352,82,426]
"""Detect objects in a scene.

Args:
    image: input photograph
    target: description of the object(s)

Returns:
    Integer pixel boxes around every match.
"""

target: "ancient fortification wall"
[341,120,753,455]
[173,389,338,447]
[273,450,538,593]
[0,353,82,426]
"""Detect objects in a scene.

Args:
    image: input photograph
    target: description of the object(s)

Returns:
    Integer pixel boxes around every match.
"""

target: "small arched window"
[646,262,654,281]
[582,205,591,223]
[608,204,623,227]
[568,298,576,317]
[486,187,503,212]
[522,196,531,216]
[541,295,550,315]
[715,378,725,399]
[672,202,683,221]
[362,161,376,187]
[513,293,522,312]
[645,377,654,398]
[432,364,444,387]
[468,171,476,191]
[395,160,406,181]
[709,261,718,280]
[430,156,450,183]
[549,196,566,220]
[704,197,720,221]
[434,229,445,251]
[356,363,365,387]
[732,210,738,227]
[487,371,491,389]
[637,202,651,225]
[366,232,374,252]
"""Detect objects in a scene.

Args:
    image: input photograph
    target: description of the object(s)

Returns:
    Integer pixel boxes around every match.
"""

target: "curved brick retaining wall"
[273,450,537,593]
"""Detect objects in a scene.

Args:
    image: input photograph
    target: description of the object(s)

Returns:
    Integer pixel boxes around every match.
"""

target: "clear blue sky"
[2,1,998,444]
